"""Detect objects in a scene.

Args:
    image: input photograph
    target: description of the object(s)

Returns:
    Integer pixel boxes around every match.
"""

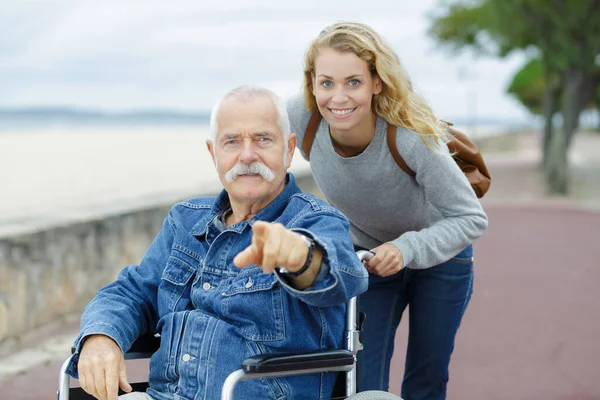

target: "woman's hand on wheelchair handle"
[366,243,404,277]
[78,334,132,400]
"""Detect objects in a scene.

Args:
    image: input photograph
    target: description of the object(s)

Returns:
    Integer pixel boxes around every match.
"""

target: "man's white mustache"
[225,162,276,182]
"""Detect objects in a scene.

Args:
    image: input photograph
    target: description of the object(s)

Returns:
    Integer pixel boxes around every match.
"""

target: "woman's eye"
[349,79,360,87]
[321,80,333,88]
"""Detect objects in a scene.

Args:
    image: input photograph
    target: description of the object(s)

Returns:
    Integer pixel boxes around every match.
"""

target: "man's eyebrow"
[221,133,240,140]
[220,131,275,140]
[253,131,275,137]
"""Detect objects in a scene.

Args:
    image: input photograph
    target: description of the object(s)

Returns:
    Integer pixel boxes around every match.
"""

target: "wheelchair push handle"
[355,249,375,263]
[345,249,374,335]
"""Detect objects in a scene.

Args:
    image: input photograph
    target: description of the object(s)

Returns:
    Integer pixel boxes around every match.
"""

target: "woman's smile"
[328,108,357,119]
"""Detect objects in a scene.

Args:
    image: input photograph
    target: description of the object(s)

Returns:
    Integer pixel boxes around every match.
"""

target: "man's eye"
[349,79,360,87]
[225,139,238,145]
[321,80,333,88]
[256,137,273,145]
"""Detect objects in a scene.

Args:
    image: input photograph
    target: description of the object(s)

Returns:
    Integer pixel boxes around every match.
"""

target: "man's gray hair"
[209,85,291,144]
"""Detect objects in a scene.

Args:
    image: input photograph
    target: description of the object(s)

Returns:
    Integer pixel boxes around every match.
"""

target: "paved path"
[1,132,599,399]
[390,206,600,399]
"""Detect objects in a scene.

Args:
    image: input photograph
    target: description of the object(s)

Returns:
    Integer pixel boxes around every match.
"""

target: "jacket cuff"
[275,229,338,295]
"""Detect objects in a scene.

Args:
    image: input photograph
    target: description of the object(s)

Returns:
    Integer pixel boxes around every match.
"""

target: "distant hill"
[0,106,538,131]
[0,107,212,128]
[437,116,539,128]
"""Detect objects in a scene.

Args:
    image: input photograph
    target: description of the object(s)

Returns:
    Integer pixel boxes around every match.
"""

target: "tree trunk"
[541,79,560,170]
[545,128,569,195]
[596,88,600,133]
[545,68,584,195]
[565,68,585,148]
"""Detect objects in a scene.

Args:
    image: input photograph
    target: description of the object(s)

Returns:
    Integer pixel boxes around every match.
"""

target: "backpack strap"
[302,111,322,161]
[386,123,416,177]
[304,112,417,178]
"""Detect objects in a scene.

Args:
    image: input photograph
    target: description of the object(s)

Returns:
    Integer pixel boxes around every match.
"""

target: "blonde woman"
[286,22,488,400]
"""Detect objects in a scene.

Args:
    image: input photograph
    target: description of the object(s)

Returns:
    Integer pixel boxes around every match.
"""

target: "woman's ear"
[373,74,383,95]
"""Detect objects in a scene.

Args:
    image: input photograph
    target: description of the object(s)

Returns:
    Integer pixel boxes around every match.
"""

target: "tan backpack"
[301,111,491,198]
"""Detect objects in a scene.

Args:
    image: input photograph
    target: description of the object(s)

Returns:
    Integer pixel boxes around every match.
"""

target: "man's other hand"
[78,334,132,400]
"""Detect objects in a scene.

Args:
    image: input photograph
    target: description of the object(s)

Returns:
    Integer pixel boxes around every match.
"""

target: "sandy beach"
[0,126,311,236]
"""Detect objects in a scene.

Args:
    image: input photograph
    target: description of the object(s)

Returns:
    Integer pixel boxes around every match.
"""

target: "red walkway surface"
[389,205,600,399]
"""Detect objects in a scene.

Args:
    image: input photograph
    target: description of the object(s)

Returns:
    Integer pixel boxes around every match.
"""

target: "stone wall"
[0,173,320,356]
[0,206,170,352]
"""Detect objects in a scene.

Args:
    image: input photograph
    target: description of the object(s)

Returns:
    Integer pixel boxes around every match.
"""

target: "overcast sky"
[0,0,531,120]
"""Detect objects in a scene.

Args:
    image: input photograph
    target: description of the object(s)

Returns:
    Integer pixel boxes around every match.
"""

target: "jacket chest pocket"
[159,256,197,312]
[222,269,285,342]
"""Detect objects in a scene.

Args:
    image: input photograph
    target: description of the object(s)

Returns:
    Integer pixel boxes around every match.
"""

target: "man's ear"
[206,140,216,166]
[286,134,297,168]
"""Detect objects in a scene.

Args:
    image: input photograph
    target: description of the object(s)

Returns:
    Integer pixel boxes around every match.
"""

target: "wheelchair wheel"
[346,390,403,399]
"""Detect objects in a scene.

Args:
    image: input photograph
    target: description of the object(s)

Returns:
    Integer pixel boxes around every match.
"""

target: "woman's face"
[312,48,382,136]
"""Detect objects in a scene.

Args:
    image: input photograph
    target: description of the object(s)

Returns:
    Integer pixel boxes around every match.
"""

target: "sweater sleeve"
[391,131,488,269]
[286,92,312,160]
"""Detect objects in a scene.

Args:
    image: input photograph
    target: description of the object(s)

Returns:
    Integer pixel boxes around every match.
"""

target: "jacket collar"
[189,173,300,236]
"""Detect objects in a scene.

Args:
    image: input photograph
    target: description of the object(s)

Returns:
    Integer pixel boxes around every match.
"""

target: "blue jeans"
[357,245,474,400]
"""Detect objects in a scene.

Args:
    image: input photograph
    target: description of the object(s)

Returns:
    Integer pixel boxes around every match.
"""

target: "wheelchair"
[57,250,402,400]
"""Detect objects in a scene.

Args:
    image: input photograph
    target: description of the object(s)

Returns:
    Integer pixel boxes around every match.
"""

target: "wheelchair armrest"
[241,349,354,374]
[70,334,161,360]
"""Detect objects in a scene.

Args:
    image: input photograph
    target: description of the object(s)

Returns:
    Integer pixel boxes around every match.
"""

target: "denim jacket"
[67,174,368,400]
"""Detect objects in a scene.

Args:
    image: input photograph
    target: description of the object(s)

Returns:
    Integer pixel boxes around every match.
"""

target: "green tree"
[506,58,545,115]
[506,58,600,121]
[428,0,600,194]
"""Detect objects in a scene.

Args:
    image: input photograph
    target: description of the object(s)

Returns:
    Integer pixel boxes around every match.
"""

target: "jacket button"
[202,282,211,290]
[244,278,253,289]
[182,354,191,362]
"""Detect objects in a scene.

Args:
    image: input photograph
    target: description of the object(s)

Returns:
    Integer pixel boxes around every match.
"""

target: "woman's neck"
[329,112,377,157]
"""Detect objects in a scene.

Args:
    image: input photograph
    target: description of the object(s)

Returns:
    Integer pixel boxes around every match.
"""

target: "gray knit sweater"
[287,93,488,269]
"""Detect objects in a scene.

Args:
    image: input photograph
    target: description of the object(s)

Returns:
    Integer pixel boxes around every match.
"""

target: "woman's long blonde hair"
[303,22,450,148]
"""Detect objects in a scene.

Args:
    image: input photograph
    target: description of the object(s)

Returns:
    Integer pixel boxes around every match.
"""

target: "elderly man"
[66,85,369,400]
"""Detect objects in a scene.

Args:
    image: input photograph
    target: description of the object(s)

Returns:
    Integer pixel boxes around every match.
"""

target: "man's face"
[207,97,296,206]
